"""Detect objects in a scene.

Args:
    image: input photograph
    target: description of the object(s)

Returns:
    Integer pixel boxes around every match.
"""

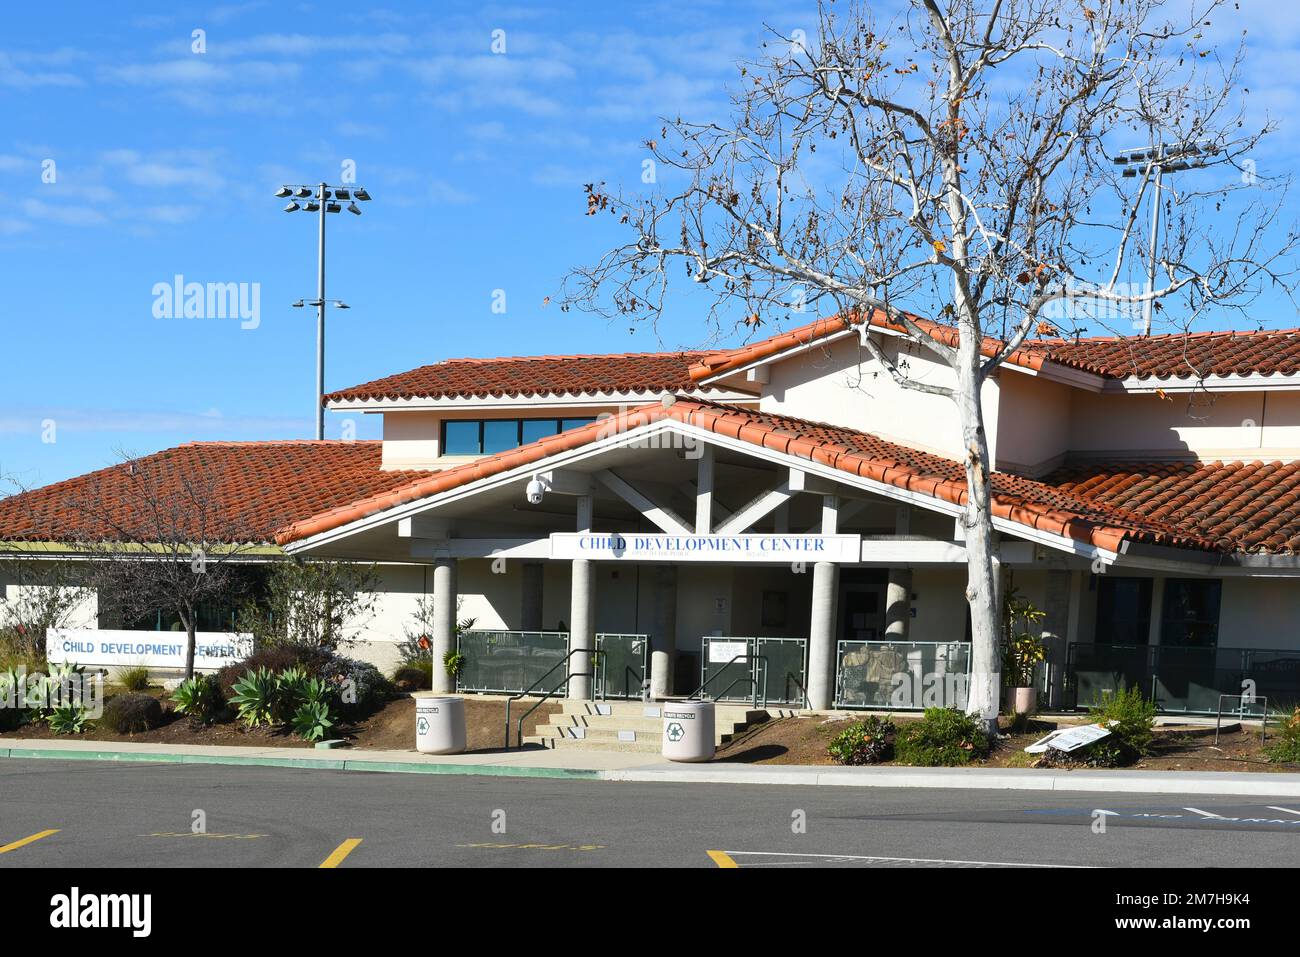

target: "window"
[1094,577,1153,645]
[1160,579,1222,648]
[440,417,597,456]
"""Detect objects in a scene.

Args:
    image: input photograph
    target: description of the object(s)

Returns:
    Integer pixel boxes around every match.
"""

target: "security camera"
[525,477,545,505]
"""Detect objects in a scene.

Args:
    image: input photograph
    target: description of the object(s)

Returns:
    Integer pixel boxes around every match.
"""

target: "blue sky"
[2,0,1298,489]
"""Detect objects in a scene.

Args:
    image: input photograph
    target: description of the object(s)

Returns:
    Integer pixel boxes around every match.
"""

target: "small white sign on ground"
[1024,723,1113,754]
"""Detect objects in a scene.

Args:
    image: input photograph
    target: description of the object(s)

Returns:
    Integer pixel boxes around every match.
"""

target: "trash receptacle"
[662,698,715,762]
[415,694,466,754]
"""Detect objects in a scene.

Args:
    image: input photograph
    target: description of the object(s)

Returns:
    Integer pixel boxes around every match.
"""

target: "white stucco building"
[7,313,1300,716]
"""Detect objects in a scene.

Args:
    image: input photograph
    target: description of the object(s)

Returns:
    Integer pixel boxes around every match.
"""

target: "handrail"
[785,672,809,709]
[690,654,769,710]
[504,648,606,749]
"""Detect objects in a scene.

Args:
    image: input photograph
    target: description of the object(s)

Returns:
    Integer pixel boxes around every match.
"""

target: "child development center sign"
[550,533,861,563]
[46,629,253,671]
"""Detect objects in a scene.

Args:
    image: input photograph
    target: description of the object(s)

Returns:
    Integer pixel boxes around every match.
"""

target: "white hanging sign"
[550,533,861,563]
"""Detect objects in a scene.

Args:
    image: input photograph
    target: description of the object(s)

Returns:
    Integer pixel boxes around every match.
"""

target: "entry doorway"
[837,569,889,643]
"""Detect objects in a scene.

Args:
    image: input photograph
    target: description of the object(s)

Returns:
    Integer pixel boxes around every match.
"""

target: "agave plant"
[229,667,278,727]
[46,704,89,735]
[171,675,222,724]
[291,699,334,742]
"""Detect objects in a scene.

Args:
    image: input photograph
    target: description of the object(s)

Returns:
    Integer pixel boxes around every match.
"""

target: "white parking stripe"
[724,850,1092,868]
[1183,807,1225,819]
[1266,806,1300,816]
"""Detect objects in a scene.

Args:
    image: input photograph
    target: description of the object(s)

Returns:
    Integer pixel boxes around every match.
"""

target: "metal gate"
[700,636,808,707]
[455,630,569,695]
[596,633,649,699]
[835,640,970,711]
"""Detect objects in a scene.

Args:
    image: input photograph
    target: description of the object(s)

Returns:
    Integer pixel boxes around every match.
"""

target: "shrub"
[1265,708,1300,764]
[171,675,224,724]
[1081,686,1157,767]
[443,649,465,680]
[894,708,990,766]
[827,716,896,765]
[115,665,152,692]
[392,661,432,691]
[47,704,89,735]
[101,694,163,734]
[318,655,390,720]
[215,646,320,699]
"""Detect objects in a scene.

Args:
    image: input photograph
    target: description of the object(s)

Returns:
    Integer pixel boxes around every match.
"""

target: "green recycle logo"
[417,716,430,735]
[666,722,685,742]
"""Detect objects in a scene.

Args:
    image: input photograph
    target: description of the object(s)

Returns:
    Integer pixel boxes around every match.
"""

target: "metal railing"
[701,636,807,706]
[690,654,769,709]
[456,630,569,695]
[834,639,971,711]
[504,648,606,749]
[1067,642,1300,715]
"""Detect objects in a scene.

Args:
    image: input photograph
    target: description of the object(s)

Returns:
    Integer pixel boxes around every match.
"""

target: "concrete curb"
[0,746,601,781]
[605,764,1300,796]
[6,744,1300,796]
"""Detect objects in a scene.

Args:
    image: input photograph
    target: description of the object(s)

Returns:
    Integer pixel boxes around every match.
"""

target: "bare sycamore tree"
[564,0,1298,730]
[64,453,263,680]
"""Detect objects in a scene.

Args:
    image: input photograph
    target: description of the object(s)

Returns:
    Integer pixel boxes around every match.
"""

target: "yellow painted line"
[319,838,363,868]
[0,829,59,855]
[707,849,738,869]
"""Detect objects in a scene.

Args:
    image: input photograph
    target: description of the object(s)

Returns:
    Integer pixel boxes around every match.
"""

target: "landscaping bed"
[716,711,1300,773]
[0,689,559,753]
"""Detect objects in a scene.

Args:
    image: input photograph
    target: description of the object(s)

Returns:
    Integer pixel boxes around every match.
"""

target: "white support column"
[695,445,714,535]
[807,561,839,710]
[650,565,677,698]
[569,495,595,700]
[808,494,842,710]
[431,557,457,694]
[885,505,911,640]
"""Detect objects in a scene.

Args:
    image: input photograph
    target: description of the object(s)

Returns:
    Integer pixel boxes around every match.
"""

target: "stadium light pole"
[275,182,372,439]
[1112,141,1215,336]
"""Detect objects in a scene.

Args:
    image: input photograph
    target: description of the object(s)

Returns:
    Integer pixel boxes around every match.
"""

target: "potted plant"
[1001,587,1046,714]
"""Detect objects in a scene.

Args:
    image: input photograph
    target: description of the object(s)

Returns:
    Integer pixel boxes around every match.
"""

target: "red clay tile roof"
[687,311,1049,382]
[0,442,428,545]
[1018,327,1300,380]
[275,398,1300,556]
[10,412,1300,557]
[326,351,751,404]
[1049,460,1300,553]
[688,311,1300,384]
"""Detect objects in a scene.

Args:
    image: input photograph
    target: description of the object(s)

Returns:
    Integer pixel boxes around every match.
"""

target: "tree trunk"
[183,610,196,681]
[956,354,1002,736]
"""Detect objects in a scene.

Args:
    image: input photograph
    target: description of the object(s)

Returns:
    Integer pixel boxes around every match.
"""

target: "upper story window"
[441,417,597,456]
[1160,579,1222,648]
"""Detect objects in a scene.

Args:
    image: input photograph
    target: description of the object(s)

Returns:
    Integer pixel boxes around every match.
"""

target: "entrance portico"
[280,405,1072,711]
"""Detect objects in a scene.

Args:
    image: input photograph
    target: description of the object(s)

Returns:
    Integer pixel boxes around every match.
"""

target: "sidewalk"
[5,739,1300,796]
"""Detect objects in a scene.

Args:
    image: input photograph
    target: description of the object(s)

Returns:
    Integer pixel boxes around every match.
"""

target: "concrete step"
[535,723,733,745]
[548,714,666,733]
[522,734,663,753]
[559,699,773,724]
